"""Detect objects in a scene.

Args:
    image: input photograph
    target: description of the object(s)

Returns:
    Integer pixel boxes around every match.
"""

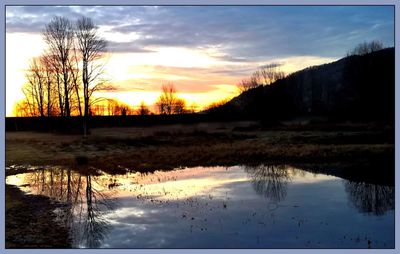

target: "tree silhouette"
[347,40,384,56]
[237,62,286,94]
[237,76,259,93]
[75,16,111,135]
[156,83,176,115]
[258,63,286,85]
[17,15,110,122]
[22,58,46,116]
[155,83,187,115]
[137,101,151,115]
[173,98,187,114]
[43,16,75,117]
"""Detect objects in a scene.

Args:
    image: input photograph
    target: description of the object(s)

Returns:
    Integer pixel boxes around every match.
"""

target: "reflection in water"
[344,181,394,216]
[19,168,116,248]
[244,165,291,202]
[82,175,115,248]
[6,165,394,248]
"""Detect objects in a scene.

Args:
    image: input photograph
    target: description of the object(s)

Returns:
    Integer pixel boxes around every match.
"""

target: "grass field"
[6,121,394,180]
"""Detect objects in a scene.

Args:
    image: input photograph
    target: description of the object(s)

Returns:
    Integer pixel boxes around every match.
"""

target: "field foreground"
[5,120,394,248]
[6,120,394,183]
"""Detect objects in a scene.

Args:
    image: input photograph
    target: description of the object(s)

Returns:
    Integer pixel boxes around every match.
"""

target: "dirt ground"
[6,185,71,248]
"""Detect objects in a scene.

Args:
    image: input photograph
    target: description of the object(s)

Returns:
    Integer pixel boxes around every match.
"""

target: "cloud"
[212,54,255,63]
[6,6,394,61]
[259,62,284,69]
[107,64,247,94]
[6,6,80,33]
[108,41,155,53]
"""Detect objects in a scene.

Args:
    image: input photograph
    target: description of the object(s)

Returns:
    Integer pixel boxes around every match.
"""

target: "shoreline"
[5,121,394,247]
[5,185,71,248]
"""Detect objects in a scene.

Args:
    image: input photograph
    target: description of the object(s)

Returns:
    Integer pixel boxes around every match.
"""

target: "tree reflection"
[22,168,117,248]
[244,165,291,202]
[344,181,394,216]
[81,174,115,248]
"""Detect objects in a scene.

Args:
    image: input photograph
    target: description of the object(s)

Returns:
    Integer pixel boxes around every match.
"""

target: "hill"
[208,48,394,121]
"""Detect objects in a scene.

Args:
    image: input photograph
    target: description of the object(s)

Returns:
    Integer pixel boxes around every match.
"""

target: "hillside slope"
[209,48,394,121]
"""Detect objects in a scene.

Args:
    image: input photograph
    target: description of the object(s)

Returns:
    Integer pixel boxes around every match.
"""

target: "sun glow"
[6,33,47,116]
[6,31,336,116]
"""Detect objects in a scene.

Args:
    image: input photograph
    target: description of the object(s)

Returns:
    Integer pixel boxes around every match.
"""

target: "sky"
[5,6,394,116]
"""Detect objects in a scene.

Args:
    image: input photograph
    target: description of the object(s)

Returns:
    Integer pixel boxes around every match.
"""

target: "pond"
[6,165,394,248]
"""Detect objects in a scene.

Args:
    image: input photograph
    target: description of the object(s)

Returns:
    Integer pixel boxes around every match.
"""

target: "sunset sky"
[6,6,394,116]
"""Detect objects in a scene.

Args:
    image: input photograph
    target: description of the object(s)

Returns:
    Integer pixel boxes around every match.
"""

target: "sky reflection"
[6,164,394,248]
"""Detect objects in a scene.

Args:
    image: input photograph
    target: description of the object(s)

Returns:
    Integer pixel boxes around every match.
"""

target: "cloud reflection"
[6,165,395,248]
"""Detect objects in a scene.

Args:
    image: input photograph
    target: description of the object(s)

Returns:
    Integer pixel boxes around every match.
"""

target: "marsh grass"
[6,121,393,177]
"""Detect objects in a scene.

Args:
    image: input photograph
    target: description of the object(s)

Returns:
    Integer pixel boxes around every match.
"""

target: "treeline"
[237,63,286,93]
[204,63,286,113]
[6,114,242,132]
[15,16,110,119]
[207,41,394,121]
[89,83,198,116]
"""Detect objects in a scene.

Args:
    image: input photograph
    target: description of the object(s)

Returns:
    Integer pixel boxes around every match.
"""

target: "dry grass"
[6,121,394,175]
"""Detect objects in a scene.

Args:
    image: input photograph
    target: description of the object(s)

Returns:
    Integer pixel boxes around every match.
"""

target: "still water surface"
[6,165,394,248]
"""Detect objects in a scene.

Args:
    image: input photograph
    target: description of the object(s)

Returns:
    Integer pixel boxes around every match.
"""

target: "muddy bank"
[6,184,71,248]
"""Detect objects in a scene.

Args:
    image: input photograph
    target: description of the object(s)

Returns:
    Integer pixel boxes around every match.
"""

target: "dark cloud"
[6,20,45,33]
[6,6,394,60]
[260,63,283,69]
[6,6,81,33]
[108,41,155,53]
[212,54,255,63]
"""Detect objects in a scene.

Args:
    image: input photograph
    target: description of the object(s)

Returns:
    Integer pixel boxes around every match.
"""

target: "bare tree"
[103,99,132,116]
[106,99,118,116]
[136,101,150,115]
[91,104,105,116]
[237,63,286,94]
[44,52,65,116]
[13,100,34,117]
[156,83,177,115]
[173,98,187,114]
[23,58,46,116]
[68,48,83,116]
[347,40,384,56]
[237,76,259,93]
[114,102,131,116]
[75,16,110,135]
[40,54,57,116]
[43,16,75,117]
[259,63,286,85]
[75,16,108,116]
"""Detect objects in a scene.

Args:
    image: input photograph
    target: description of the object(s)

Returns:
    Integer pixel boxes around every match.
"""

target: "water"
[6,165,394,248]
